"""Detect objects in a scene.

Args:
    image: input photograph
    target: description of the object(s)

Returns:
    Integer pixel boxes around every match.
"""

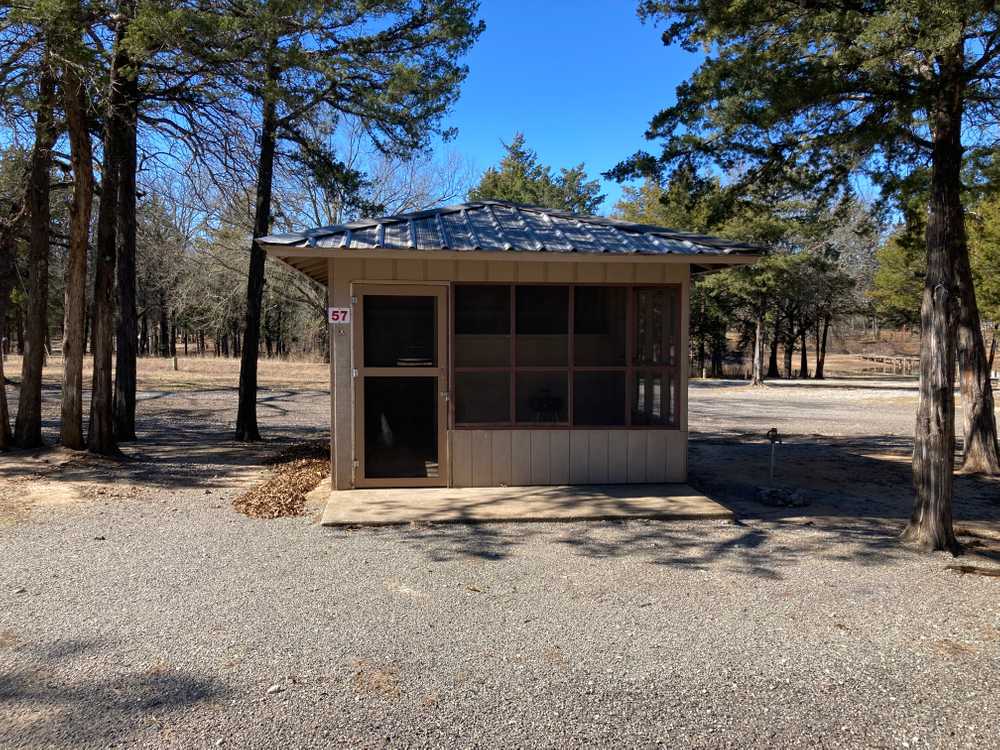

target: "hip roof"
[258,200,762,257]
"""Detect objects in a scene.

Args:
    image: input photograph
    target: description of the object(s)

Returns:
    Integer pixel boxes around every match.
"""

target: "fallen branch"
[945,564,1000,578]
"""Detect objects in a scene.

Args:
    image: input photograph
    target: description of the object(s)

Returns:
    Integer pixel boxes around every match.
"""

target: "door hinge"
[351,295,357,304]
[352,368,358,377]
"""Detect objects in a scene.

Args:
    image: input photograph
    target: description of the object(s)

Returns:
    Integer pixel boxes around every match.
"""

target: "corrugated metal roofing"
[258,200,762,257]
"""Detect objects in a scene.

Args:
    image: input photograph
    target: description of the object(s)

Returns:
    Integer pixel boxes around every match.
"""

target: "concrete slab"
[319,483,732,526]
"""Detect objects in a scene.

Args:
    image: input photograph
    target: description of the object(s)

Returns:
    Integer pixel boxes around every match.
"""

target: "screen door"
[353,284,448,487]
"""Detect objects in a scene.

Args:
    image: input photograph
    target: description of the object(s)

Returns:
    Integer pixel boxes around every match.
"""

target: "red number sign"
[328,307,351,324]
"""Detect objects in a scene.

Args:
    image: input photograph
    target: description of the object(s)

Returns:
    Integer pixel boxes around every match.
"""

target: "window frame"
[450,282,681,430]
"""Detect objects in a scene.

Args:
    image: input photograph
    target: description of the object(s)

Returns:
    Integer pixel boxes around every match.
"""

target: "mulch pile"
[232,441,330,519]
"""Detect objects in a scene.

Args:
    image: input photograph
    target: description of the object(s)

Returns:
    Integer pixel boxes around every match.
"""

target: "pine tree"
[469,133,604,214]
[614,1,1000,551]
[221,0,484,443]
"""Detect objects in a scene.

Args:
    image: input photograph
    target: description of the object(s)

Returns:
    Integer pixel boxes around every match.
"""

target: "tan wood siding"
[329,256,691,489]
[627,431,647,483]
[576,263,604,284]
[451,425,472,487]
[516,262,545,282]
[550,431,571,484]
[645,430,668,483]
[491,430,512,486]
[488,262,516,282]
[395,259,425,280]
[330,258,362,489]
[449,429,687,487]
[425,260,454,281]
[472,430,492,485]
[337,257,688,286]
[588,430,610,484]
[569,431,589,483]
[608,434,628,483]
[511,431,532,485]
[364,258,394,281]
[546,263,575,283]
[529,431,550,484]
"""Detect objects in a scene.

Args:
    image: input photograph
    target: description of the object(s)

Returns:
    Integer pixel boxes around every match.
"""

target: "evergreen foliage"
[469,133,604,213]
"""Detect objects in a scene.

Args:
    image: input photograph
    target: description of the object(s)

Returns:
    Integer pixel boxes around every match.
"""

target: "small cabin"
[259,201,760,490]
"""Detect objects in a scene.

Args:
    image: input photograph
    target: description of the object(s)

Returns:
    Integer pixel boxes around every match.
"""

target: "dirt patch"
[0,449,139,526]
[351,659,401,699]
[232,441,329,519]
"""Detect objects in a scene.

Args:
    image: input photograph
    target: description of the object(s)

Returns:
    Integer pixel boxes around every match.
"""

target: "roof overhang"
[260,200,765,285]
[261,243,761,286]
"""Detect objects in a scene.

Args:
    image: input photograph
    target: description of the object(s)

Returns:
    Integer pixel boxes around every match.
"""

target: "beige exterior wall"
[326,254,691,490]
[450,429,687,487]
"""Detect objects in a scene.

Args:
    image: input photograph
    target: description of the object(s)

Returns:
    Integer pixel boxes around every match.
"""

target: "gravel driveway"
[1,363,999,748]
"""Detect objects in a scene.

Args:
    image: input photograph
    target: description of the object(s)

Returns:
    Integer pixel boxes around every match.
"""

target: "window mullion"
[509,284,515,424]
[568,285,575,426]
[626,287,634,427]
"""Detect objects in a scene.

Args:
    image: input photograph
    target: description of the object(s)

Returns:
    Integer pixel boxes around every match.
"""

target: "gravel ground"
[1,359,1000,748]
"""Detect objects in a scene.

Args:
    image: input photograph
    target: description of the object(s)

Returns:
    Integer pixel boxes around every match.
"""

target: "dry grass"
[15,352,329,392]
[232,441,330,519]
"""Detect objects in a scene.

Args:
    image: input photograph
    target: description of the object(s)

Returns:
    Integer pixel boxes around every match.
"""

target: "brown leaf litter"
[232,441,329,519]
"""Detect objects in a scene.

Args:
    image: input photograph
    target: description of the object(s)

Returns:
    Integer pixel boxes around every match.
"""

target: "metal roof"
[258,200,762,257]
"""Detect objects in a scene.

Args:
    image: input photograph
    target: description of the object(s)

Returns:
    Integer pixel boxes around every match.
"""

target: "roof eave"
[260,241,762,265]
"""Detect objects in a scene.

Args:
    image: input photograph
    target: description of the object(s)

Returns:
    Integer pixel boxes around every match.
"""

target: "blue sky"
[440,1,702,214]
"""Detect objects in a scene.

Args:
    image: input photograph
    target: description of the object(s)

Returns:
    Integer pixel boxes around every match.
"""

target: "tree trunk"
[0,210,17,450]
[158,297,169,357]
[113,74,139,442]
[235,81,278,442]
[799,328,808,379]
[815,317,830,380]
[60,58,94,450]
[751,315,765,386]
[88,15,130,456]
[767,318,780,378]
[953,244,1000,474]
[139,310,148,356]
[14,55,57,449]
[783,336,794,379]
[15,307,24,354]
[710,335,724,378]
[0,331,9,451]
[903,83,962,553]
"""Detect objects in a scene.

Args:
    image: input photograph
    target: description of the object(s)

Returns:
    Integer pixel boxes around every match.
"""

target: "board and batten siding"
[327,254,691,489]
[449,429,687,487]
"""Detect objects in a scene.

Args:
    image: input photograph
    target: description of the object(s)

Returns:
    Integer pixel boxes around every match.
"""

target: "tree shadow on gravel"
[687,434,1000,527]
[550,517,908,580]
[0,638,225,749]
[379,432,999,577]
[390,522,536,562]
[1,402,328,495]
